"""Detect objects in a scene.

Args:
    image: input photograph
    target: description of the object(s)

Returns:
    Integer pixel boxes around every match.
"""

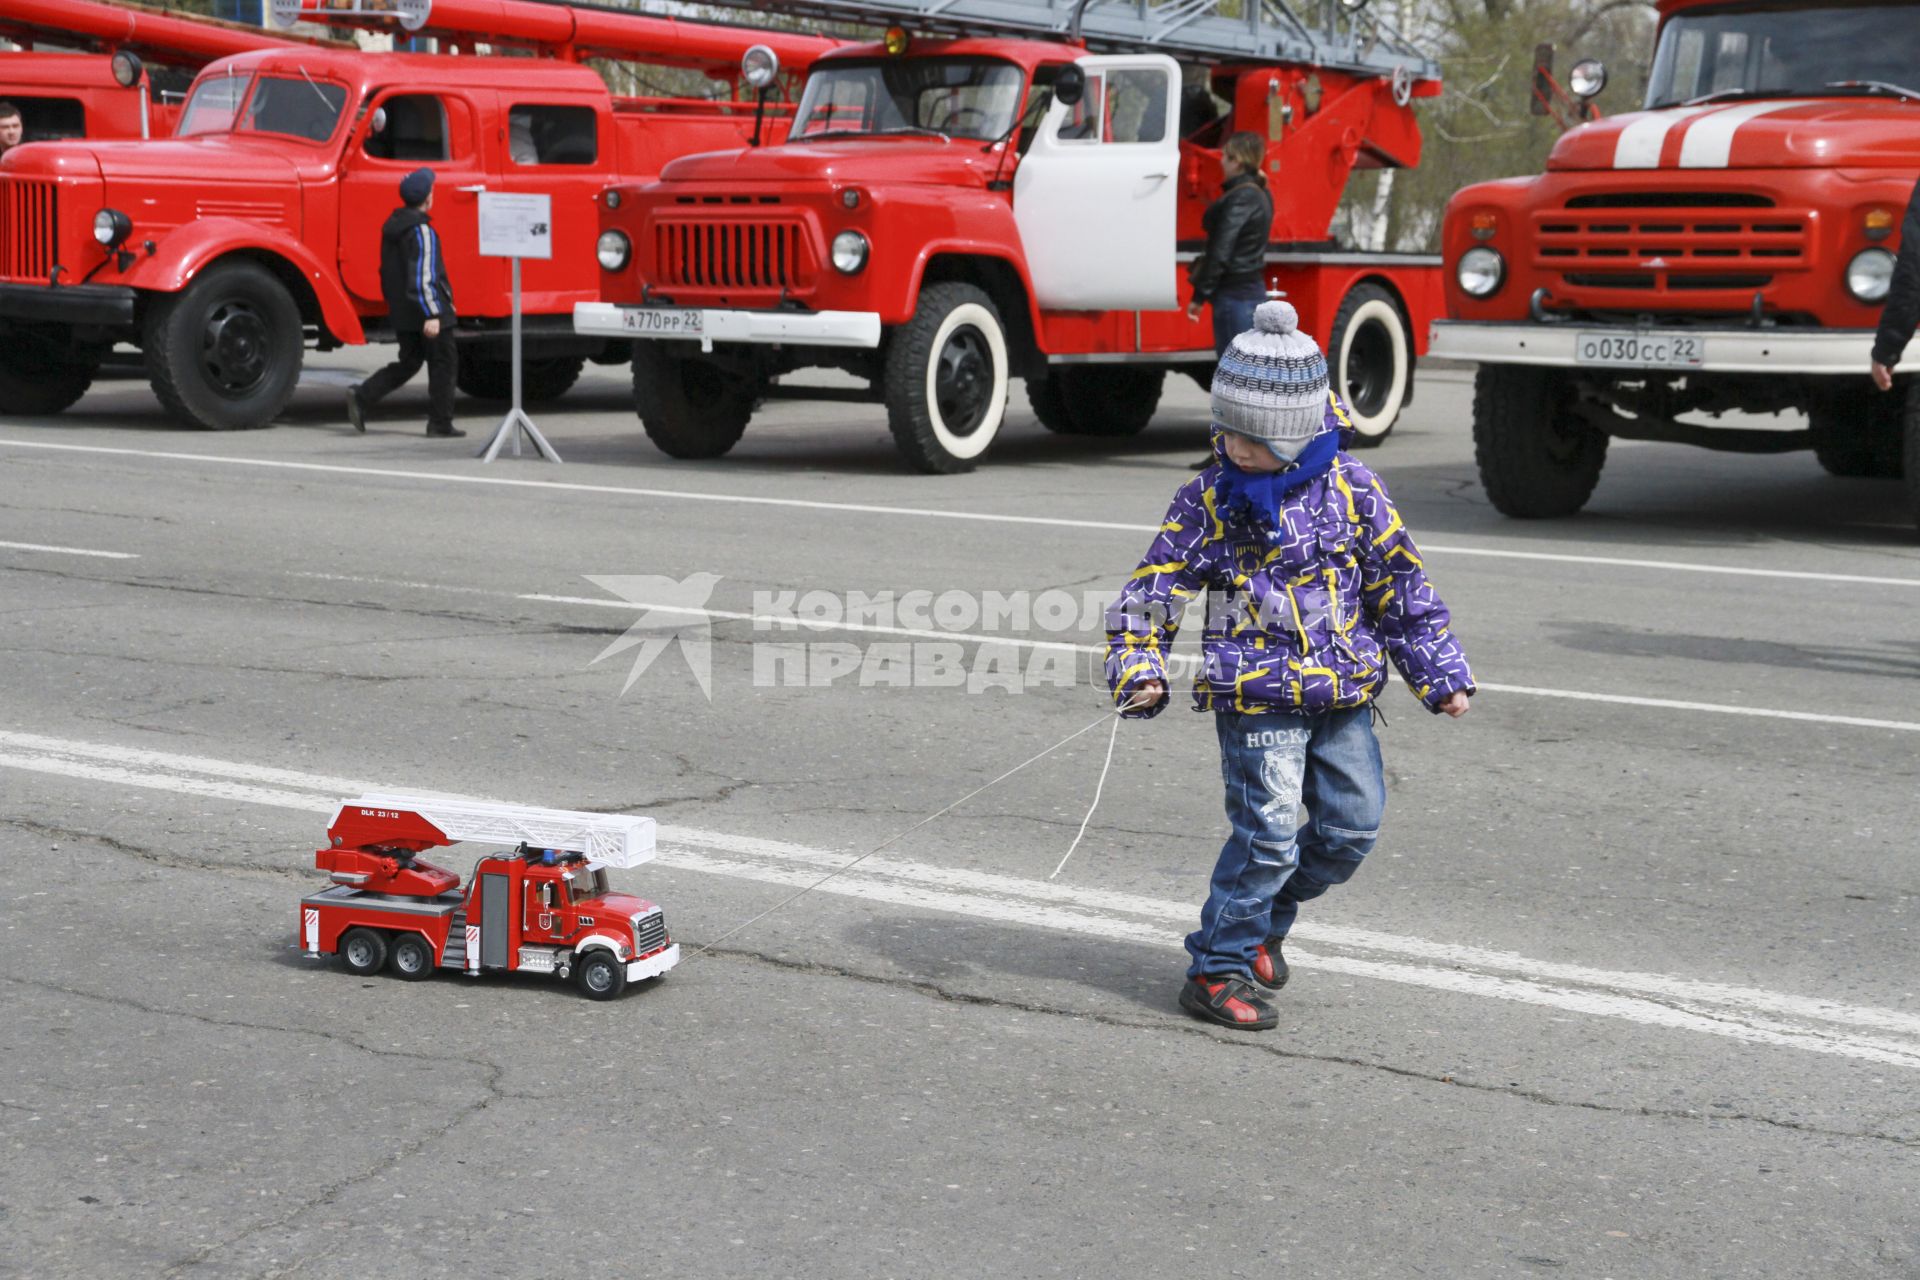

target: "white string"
[686,706,1124,960]
[1049,711,1122,880]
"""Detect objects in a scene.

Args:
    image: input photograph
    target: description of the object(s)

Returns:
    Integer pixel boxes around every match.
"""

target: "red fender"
[126,218,367,345]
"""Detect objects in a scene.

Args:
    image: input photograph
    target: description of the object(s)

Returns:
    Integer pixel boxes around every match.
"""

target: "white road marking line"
[4,437,1917,590]
[521,596,1920,734]
[7,731,1920,1066]
[0,540,138,560]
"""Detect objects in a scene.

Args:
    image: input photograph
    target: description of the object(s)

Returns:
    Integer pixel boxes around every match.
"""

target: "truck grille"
[632,910,669,955]
[654,218,813,290]
[0,179,59,283]
[1535,192,1807,286]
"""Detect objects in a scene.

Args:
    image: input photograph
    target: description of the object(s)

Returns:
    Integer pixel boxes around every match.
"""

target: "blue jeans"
[1186,707,1386,979]
[1210,281,1267,356]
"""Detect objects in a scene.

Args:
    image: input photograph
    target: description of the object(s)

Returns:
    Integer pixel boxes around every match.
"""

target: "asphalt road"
[2,355,1917,1279]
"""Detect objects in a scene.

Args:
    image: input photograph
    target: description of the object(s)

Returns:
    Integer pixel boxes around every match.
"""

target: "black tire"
[631,341,755,459]
[1809,385,1904,479]
[574,949,627,1001]
[1903,382,1920,531]
[455,354,585,405]
[882,282,1009,473]
[387,933,435,981]
[1330,283,1410,448]
[1025,372,1076,432]
[143,259,303,430]
[0,326,97,415]
[1471,364,1609,518]
[1035,367,1165,438]
[339,928,388,977]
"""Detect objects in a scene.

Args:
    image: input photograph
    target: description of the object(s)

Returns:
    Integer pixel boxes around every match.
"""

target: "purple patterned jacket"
[1105,395,1474,718]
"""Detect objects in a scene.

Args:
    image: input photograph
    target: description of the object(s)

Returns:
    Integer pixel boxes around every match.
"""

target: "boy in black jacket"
[348,168,463,437]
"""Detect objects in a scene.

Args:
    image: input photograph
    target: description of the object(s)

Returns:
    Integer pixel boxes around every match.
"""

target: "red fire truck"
[2,0,309,143]
[1428,0,1920,526]
[576,0,1447,473]
[302,795,677,1000]
[0,0,837,427]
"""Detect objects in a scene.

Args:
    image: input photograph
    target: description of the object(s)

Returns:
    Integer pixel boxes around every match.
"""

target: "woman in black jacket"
[1186,131,1274,355]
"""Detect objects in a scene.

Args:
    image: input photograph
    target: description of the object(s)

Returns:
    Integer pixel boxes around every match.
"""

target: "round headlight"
[742,44,780,91]
[1457,245,1504,298]
[1847,248,1895,303]
[93,208,132,249]
[1568,59,1608,100]
[605,189,622,211]
[110,50,144,89]
[596,229,631,272]
[831,230,869,275]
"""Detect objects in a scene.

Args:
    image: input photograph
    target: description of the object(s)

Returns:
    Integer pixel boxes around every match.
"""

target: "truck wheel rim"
[934,326,992,437]
[201,300,271,397]
[346,937,373,966]
[585,961,613,991]
[396,944,422,973]
[1344,317,1393,418]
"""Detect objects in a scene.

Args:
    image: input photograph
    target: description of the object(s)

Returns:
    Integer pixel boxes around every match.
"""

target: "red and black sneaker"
[1250,936,1290,991]
[1179,974,1278,1031]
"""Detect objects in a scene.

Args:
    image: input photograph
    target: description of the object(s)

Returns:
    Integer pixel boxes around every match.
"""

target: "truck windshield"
[178,72,253,137]
[177,70,346,142]
[791,58,1024,142]
[566,868,609,903]
[1646,5,1920,108]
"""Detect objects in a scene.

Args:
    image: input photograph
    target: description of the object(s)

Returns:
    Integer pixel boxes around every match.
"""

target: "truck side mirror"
[1055,65,1086,109]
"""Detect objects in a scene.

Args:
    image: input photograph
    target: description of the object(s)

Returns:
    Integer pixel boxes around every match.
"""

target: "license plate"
[1575,331,1703,369]
[618,307,704,336]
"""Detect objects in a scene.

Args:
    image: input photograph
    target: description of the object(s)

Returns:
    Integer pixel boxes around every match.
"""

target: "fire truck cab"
[577,1,1444,474]
[1430,0,1920,525]
[302,796,677,1001]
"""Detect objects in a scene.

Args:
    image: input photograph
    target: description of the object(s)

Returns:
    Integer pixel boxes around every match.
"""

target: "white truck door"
[1012,54,1180,312]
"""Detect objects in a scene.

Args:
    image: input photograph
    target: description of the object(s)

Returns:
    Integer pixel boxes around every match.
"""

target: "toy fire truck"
[300,794,678,1000]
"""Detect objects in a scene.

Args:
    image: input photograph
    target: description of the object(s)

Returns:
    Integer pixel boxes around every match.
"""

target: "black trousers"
[360,325,458,431]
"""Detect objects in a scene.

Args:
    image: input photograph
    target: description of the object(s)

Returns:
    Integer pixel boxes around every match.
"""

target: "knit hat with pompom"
[1210,300,1329,450]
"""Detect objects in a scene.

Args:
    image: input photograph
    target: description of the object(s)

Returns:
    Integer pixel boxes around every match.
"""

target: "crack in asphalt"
[2,819,307,882]
[696,945,1920,1152]
[0,971,511,1279]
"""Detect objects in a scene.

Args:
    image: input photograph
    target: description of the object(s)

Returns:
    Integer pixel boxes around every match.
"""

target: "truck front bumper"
[1427,320,1898,376]
[0,282,136,328]
[627,943,680,982]
[573,302,881,350]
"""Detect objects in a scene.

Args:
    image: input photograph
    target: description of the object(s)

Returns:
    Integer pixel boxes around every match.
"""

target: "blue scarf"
[1215,430,1341,532]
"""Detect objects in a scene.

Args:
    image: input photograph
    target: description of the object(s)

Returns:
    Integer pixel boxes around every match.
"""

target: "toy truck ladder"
[673,0,1436,82]
[329,795,658,870]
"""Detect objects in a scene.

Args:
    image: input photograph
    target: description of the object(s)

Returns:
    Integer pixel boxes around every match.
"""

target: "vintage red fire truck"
[1428,0,1920,525]
[575,0,1447,473]
[302,795,677,1000]
[2,0,310,142]
[0,0,837,427]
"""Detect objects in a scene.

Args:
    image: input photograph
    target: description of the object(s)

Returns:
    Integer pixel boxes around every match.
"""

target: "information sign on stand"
[475,191,562,464]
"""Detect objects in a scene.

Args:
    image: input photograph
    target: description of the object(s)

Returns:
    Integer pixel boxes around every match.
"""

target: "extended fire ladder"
[329,794,659,869]
[671,0,1437,83]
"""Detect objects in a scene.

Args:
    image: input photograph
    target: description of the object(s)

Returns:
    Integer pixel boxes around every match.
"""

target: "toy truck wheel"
[574,949,627,1000]
[631,341,755,459]
[1472,364,1608,518]
[1810,385,1904,479]
[455,354,586,405]
[340,928,388,976]
[0,327,97,416]
[1037,367,1164,437]
[883,282,1009,474]
[1025,372,1076,432]
[143,259,303,431]
[1331,284,1409,448]
[387,933,435,981]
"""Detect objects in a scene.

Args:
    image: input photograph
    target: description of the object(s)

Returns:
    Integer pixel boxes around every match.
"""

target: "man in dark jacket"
[1186,131,1275,356]
[347,167,462,437]
[1870,175,1920,392]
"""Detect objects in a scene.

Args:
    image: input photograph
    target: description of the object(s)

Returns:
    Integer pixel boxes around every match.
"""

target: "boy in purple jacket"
[1106,300,1473,1031]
